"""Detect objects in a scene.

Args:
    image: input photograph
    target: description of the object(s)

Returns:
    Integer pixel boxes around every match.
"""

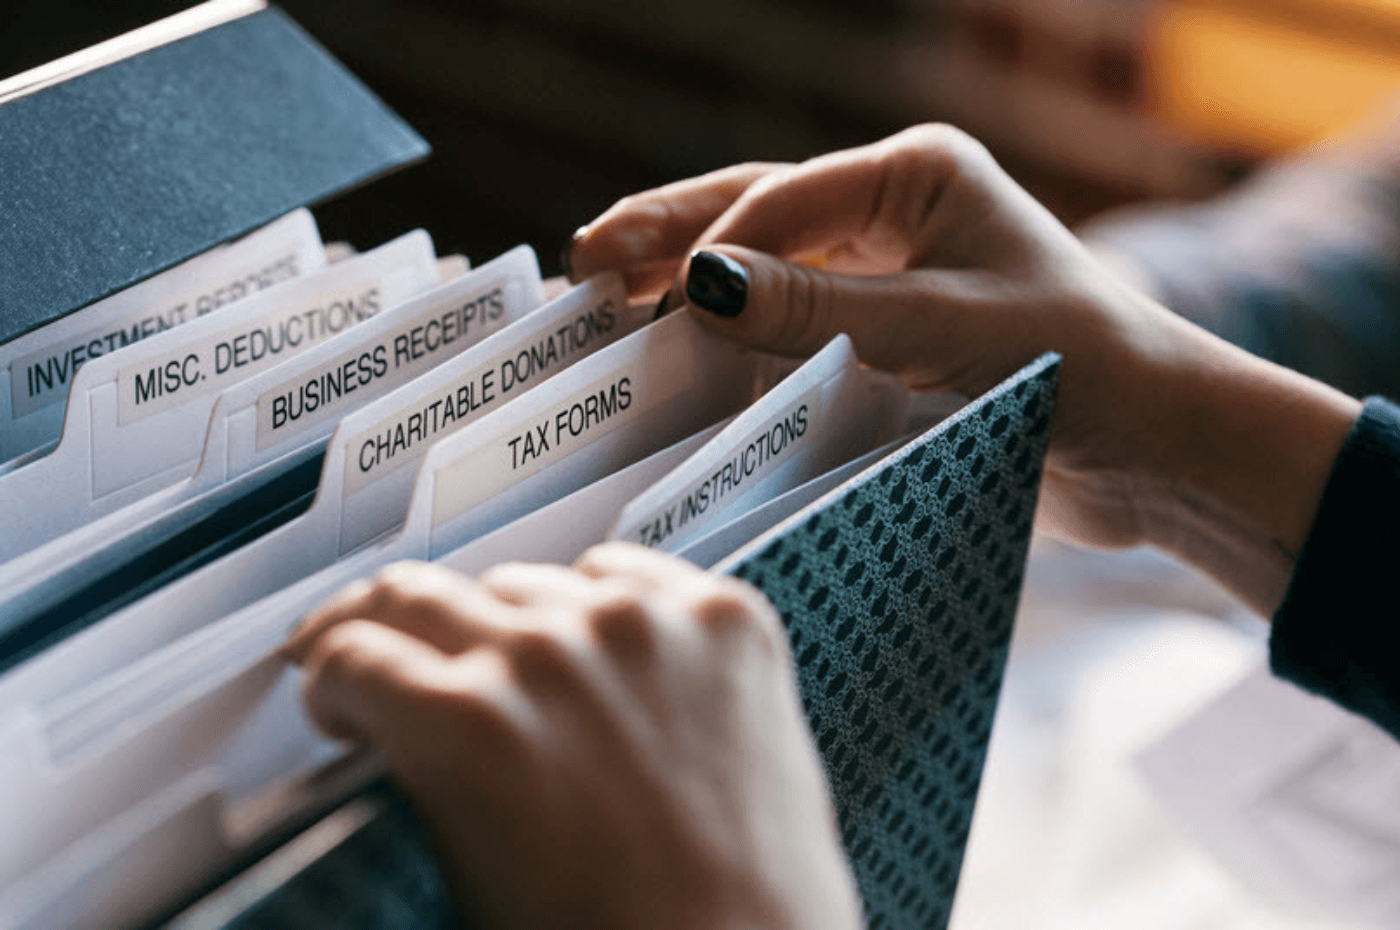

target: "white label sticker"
[619,385,818,548]
[116,283,383,425]
[429,355,684,529]
[253,282,511,451]
[10,252,305,419]
[342,294,624,497]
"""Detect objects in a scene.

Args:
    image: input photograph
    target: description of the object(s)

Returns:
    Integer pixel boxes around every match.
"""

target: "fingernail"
[686,251,747,318]
[653,290,673,320]
[560,226,588,280]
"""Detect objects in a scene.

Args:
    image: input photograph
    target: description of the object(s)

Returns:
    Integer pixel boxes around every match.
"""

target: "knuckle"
[505,628,578,684]
[309,622,384,685]
[584,590,655,655]
[872,124,991,250]
[775,262,837,351]
[683,578,783,644]
[740,166,798,211]
[366,561,420,606]
[901,122,981,160]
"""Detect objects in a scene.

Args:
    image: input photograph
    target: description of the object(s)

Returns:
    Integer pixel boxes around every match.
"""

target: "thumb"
[673,246,986,392]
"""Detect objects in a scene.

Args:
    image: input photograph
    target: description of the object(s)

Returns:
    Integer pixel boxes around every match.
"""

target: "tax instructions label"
[116,286,381,425]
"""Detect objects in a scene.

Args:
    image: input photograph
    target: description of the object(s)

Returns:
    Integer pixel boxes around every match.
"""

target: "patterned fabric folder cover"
[161,352,1060,930]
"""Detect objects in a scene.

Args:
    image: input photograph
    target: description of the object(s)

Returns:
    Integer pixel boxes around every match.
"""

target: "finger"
[677,246,1015,396]
[285,561,516,660]
[478,561,607,611]
[576,543,780,643]
[689,124,995,274]
[298,618,454,746]
[573,542,708,597]
[567,162,784,292]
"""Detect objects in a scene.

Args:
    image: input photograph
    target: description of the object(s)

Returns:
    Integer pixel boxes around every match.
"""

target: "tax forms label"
[429,352,687,529]
[618,385,819,548]
[253,282,515,452]
[9,220,318,420]
[342,294,625,498]
[115,284,385,426]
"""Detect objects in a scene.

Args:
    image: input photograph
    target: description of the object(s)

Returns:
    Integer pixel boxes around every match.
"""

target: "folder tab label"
[253,279,521,452]
[430,352,688,529]
[115,283,385,424]
[343,289,626,498]
[619,385,819,548]
[2,208,324,435]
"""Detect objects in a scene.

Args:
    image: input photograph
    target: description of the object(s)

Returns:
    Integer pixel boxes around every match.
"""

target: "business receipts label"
[430,355,686,529]
[115,283,382,425]
[621,386,818,548]
[342,296,623,498]
[253,284,512,451]
[10,253,304,419]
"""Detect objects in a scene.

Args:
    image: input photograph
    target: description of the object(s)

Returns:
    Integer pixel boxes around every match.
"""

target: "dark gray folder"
[0,6,427,346]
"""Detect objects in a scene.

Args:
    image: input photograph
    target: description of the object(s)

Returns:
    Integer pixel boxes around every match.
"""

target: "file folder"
[75,352,1059,930]
[0,5,1064,929]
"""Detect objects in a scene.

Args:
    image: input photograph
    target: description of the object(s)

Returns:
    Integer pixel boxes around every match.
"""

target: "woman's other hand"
[284,545,862,930]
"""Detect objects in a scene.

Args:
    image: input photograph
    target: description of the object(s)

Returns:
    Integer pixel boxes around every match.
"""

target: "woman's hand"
[568,124,1361,615]
[284,545,862,930]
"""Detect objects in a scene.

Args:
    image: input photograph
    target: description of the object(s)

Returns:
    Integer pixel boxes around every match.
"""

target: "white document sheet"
[0,209,327,465]
[0,230,440,561]
[1137,665,1400,924]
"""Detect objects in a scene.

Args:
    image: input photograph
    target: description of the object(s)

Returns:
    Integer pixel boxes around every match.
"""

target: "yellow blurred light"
[1147,2,1400,155]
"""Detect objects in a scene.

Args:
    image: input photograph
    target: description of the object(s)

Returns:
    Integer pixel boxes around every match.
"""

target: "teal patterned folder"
[160,353,1060,930]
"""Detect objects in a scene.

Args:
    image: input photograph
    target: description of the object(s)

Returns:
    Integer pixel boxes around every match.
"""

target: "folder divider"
[0,274,644,761]
[0,209,325,464]
[607,334,910,552]
[0,229,440,561]
[0,246,544,636]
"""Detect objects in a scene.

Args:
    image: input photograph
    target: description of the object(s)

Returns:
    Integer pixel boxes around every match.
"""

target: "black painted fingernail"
[653,290,673,320]
[686,251,747,318]
[560,225,588,280]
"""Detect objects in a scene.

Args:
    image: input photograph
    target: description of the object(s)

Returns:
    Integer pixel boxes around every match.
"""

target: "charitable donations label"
[343,295,623,498]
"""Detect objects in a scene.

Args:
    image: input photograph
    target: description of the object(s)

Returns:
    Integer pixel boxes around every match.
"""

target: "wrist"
[1137,320,1361,614]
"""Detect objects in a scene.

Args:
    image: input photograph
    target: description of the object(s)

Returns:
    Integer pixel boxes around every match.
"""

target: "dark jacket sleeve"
[1271,397,1400,739]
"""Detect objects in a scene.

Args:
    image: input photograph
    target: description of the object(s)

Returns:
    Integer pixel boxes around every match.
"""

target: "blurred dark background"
[6,0,1396,275]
